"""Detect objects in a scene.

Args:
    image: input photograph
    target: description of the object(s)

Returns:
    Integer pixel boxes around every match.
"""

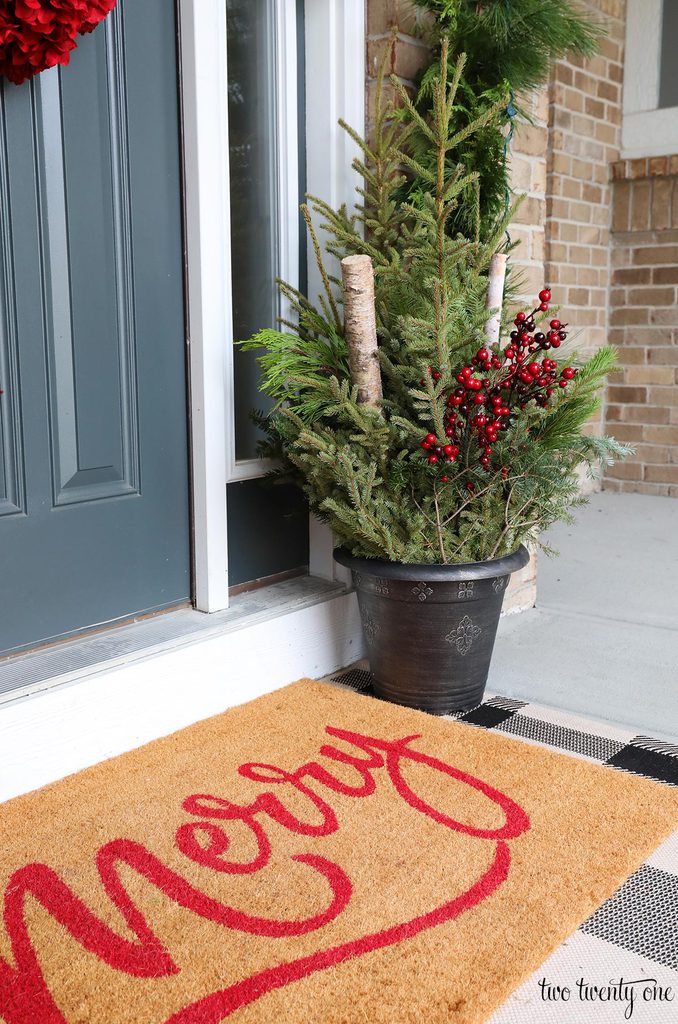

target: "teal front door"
[0,0,190,656]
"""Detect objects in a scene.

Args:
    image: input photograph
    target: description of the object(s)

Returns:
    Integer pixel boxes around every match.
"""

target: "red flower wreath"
[0,0,117,86]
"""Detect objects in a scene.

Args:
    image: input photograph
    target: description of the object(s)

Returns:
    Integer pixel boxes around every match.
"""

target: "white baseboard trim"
[0,589,364,802]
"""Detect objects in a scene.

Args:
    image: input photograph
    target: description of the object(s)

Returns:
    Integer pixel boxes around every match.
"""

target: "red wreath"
[0,0,117,86]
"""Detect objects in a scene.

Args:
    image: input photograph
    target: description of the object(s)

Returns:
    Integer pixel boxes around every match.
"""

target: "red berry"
[484,446,492,455]
[443,444,454,456]
[466,481,475,492]
[420,378,426,385]
[421,441,431,449]
[515,311,527,323]
[561,366,576,379]
[461,366,472,378]
[468,379,482,390]
[432,370,441,381]
[476,415,487,426]
[520,331,530,344]
[501,467,509,478]
[491,357,502,368]
[500,406,511,416]
[480,456,490,467]
[473,393,485,405]
[445,426,454,437]
[539,288,551,302]
[455,373,466,384]
[527,362,541,376]
[441,475,449,483]
[550,338,561,349]
[477,348,489,361]
[539,302,549,312]
[550,319,561,330]
[425,433,436,444]
[451,395,463,405]
[428,453,439,463]
[559,380,568,389]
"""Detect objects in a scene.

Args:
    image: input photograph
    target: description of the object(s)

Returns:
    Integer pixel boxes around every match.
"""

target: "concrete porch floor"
[488,490,678,743]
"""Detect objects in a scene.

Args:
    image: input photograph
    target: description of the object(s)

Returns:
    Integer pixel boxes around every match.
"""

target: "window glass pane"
[659,1,678,109]
[226,0,278,461]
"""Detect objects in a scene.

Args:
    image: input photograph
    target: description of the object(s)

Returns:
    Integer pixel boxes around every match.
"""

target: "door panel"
[0,0,190,656]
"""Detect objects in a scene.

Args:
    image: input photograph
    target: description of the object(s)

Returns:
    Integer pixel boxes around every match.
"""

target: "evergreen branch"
[302,204,342,329]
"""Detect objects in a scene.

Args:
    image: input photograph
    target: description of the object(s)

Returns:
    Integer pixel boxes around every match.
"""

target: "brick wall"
[509,90,549,304]
[545,0,625,462]
[605,156,678,495]
[366,1,429,132]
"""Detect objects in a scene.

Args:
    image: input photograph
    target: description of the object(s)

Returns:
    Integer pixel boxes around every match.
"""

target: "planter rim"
[334,543,530,582]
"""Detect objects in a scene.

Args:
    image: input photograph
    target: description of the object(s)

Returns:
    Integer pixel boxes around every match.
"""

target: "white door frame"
[178,0,365,608]
[178,0,232,613]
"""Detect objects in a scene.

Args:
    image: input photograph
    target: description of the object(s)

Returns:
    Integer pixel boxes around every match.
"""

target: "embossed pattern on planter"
[362,612,380,645]
[445,614,482,656]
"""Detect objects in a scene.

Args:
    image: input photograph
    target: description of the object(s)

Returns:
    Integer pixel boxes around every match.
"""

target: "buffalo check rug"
[333,666,678,1023]
[1,675,677,1024]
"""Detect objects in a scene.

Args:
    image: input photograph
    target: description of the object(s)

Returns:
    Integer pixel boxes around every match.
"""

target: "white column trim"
[305,0,365,581]
[623,0,662,116]
[621,0,678,158]
[178,0,232,612]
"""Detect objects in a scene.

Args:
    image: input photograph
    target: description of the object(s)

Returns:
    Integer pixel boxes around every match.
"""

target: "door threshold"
[0,575,347,707]
[0,602,193,664]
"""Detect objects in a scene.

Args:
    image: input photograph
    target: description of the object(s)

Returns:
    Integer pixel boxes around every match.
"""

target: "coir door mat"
[1,679,677,1024]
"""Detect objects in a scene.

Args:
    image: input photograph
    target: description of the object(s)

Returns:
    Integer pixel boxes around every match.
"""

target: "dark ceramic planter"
[334,545,530,714]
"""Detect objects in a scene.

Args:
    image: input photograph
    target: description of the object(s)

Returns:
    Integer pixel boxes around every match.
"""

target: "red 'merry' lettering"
[0,726,529,1024]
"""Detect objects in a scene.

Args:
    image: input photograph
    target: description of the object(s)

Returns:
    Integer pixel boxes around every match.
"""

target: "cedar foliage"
[407,0,603,236]
[239,41,628,565]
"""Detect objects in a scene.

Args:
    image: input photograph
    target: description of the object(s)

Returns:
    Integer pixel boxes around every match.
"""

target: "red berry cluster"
[420,288,579,483]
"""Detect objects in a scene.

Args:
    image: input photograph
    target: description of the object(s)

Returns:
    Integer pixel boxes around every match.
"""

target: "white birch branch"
[340,254,383,409]
[484,252,508,346]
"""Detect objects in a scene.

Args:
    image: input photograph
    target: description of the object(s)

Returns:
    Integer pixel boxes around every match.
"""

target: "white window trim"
[305,0,364,581]
[227,0,300,485]
[622,0,678,158]
[185,0,364,594]
[0,0,366,798]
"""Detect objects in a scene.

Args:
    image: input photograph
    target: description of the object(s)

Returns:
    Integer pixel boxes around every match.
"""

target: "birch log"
[340,254,383,409]
[484,252,508,346]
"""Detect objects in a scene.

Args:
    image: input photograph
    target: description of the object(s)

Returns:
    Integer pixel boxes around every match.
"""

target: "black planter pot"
[334,545,530,714]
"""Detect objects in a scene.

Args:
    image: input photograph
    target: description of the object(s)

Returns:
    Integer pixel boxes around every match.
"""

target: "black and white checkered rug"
[330,666,678,1023]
